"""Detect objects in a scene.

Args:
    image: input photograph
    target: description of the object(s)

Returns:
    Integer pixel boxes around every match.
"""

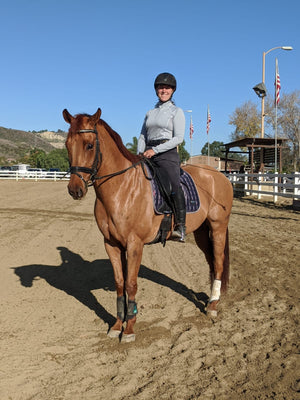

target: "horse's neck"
[95,132,135,195]
[101,139,132,175]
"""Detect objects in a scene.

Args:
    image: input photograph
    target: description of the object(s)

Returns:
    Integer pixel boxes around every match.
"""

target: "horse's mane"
[99,119,141,164]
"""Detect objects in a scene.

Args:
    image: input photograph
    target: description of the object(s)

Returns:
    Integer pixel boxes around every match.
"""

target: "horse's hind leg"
[194,220,229,317]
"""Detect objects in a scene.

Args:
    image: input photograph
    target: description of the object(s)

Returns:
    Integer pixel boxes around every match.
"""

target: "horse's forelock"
[67,114,92,135]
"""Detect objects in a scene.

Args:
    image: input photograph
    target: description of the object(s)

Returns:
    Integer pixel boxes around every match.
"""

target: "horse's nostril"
[68,186,73,196]
[68,185,84,199]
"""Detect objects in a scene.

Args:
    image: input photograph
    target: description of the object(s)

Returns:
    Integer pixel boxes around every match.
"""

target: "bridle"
[68,124,147,189]
[68,125,102,189]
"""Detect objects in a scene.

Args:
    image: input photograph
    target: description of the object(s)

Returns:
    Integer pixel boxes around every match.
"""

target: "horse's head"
[63,108,102,200]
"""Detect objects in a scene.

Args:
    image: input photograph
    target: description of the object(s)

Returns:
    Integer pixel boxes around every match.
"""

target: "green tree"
[26,148,69,170]
[201,141,225,157]
[27,149,47,168]
[178,140,190,163]
[126,136,138,154]
[45,149,69,171]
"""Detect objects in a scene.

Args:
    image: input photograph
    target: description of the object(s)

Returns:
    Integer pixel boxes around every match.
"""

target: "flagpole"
[207,131,210,165]
[275,58,279,173]
[190,114,193,163]
[206,105,211,165]
[275,100,278,173]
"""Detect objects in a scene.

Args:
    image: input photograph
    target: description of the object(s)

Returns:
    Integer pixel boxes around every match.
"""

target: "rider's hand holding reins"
[143,149,155,158]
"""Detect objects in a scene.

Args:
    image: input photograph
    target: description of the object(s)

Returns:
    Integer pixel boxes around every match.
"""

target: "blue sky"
[1,0,299,156]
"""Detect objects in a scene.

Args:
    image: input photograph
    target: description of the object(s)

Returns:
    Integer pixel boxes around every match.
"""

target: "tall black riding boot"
[170,189,186,242]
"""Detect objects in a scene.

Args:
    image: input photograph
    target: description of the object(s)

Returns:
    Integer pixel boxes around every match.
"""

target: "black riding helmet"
[154,72,177,92]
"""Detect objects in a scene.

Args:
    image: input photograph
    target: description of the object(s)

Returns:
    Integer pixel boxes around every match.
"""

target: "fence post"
[294,173,300,197]
[293,172,300,210]
[233,172,237,184]
[245,171,249,196]
[257,172,262,200]
[230,173,235,195]
[283,173,287,194]
[274,172,278,203]
[249,172,253,196]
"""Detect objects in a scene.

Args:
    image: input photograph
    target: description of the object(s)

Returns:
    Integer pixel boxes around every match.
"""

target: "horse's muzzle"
[68,182,86,200]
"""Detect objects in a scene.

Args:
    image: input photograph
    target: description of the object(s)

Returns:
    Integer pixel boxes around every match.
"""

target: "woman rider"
[137,72,186,242]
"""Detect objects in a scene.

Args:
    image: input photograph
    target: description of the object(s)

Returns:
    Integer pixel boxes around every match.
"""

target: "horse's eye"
[86,143,94,150]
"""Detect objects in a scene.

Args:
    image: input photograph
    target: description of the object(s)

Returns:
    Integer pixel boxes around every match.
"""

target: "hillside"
[0,127,67,163]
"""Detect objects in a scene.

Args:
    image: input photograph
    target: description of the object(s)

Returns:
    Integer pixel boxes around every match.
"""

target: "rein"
[68,125,151,188]
[93,160,144,186]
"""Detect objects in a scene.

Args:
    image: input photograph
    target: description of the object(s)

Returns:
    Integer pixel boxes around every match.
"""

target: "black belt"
[147,139,169,147]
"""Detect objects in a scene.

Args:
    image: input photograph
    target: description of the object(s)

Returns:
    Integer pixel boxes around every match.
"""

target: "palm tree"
[126,136,138,154]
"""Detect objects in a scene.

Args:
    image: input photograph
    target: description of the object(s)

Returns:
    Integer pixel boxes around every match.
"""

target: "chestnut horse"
[63,108,233,342]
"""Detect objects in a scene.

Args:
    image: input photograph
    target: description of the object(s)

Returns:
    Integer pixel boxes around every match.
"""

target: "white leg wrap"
[209,279,221,302]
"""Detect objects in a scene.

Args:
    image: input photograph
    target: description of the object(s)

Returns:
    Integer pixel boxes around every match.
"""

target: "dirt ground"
[0,180,299,400]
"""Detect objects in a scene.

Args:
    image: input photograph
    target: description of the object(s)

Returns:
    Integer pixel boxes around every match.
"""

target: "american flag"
[275,58,281,106]
[206,106,211,134]
[189,116,194,139]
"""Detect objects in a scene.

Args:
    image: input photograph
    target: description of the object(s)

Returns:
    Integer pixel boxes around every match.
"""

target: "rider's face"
[156,85,174,102]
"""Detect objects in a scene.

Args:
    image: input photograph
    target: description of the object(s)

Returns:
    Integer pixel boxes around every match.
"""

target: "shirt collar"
[157,100,173,108]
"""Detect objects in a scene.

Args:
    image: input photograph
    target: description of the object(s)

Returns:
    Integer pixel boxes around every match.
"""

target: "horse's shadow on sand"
[13,247,208,328]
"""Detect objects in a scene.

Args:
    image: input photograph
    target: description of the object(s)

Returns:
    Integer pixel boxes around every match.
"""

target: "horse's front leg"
[122,236,144,343]
[104,239,126,338]
[206,222,229,318]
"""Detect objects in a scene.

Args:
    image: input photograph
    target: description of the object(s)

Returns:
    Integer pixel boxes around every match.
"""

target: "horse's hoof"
[121,333,136,343]
[107,329,121,338]
[207,309,218,319]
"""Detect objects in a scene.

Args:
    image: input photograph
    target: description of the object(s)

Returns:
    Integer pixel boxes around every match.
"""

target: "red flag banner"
[189,116,194,139]
[206,106,211,134]
[275,58,281,106]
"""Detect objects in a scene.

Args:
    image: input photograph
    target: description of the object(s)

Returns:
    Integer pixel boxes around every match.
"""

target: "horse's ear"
[62,109,74,124]
[91,108,102,124]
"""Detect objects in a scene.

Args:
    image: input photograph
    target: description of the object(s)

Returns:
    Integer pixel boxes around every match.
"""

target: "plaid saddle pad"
[145,166,200,215]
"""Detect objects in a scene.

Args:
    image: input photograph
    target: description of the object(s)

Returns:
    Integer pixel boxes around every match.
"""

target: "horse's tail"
[221,228,230,293]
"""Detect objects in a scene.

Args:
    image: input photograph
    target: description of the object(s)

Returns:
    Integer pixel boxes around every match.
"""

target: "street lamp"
[184,110,193,132]
[254,46,293,138]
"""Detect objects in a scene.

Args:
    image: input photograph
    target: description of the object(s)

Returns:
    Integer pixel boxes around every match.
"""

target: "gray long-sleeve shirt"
[137,100,185,154]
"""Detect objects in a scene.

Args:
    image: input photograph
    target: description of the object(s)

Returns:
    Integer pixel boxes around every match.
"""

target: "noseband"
[69,125,102,188]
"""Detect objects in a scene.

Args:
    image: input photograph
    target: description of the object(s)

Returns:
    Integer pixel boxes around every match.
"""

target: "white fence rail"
[1,169,299,204]
[0,170,70,181]
[225,171,300,203]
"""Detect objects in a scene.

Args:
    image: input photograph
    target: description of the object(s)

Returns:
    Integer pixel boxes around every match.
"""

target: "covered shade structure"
[223,138,288,173]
